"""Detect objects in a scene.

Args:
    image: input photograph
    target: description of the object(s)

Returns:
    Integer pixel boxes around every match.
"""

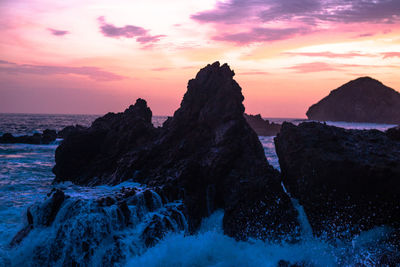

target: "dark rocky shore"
[0,129,57,144]
[0,125,86,145]
[307,77,400,124]
[10,63,400,266]
[275,122,400,262]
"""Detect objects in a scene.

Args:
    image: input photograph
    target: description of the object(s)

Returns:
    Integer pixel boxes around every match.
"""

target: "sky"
[0,0,399,118]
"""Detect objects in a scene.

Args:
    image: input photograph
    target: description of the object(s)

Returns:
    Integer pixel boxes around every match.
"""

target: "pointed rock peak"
[194,61,235,82]
[125,98,152,122]
[172,62,243,126]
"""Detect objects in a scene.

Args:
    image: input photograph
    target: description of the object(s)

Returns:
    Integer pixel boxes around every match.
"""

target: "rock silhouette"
[0,129,57,144]
[53,98,157,185]
[244,113,281,136]
[306,77,400,124]
[53,62,299,240]
[275,122,400,239]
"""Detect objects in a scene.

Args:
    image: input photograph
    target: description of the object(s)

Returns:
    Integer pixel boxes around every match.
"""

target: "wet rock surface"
[306,77,400,124]
[244,113,281,136]
[275,122,400,238]
[52,62,299,240]
[10,186,186,266]
[0,129,57,144]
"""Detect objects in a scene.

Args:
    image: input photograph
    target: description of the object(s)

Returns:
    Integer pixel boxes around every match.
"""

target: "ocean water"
[0,113,397,266]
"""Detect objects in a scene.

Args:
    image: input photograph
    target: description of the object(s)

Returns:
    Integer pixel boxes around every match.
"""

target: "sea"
[0,113,397,267]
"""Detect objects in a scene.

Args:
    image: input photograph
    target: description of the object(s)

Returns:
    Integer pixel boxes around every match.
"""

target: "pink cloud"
[238,71,269,75]
[381,52,400,59]
[213,27,309,44]
[47,28,69,36]
[191,0,400,44]
[287,62,342,73]
[283,51,373,58]
[287,62,398,73]
[151,67,173,71]
[97,16,165,44]
[0,60,125,81]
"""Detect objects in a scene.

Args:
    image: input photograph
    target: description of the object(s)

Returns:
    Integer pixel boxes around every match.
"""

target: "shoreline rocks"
[275,122,400,239]
[0,129,57,144]
[306,77,400,124]
[244,113,281,136]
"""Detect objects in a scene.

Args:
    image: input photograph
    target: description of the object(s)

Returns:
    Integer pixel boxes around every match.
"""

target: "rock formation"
[0,129,57,144]
[386,125,400,141]
[57,125,87,139]
[306,77,400,124]
[10,186,186,266]
[275,122,400,239]
[52,61,299,240]
[52,98,157,185]
[244,113,281,136]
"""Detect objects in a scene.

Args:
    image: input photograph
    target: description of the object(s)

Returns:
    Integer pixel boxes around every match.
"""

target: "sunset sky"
[0,0,399,117]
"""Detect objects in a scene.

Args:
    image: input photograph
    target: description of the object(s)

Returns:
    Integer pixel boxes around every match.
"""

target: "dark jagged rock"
[306,77,400,124]
[11,186,186,266]
[117,62,299,238]
[0,129,57,144]
[52,98,157,185]
[275,122,400,239]
[244,113,281,136]
[57,124,86,139]
[53,62,299,240]
[386,126,400,141]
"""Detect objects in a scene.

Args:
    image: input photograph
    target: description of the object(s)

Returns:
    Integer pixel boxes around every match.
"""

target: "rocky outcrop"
[53,62,299,240]
[57,125,87,139]
[52,98,157,185]
[244,113,281,136]
[10,185,187,266]
[386,126,400,141]
[0,129,57,144]
[306,77,400,124]
[275,122,400,239]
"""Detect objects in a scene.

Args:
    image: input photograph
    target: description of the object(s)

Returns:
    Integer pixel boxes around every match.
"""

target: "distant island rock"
[306,77,400,124]
[244,113,281,136]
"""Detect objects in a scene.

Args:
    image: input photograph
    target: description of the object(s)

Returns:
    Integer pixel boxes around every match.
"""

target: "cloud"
[381,52,400,59]
[151,67,173,71]
[192,0,400,25]
[137,35,166,44]
[191,0,400,43]
[0,60,124,81]
[0,60,15,65]
[283,51,372,58]
[47,28,69,36]
[286,61,397,73]
[357,33,375,38]
[97,16,165,44]
[238,71,269,75]
[287,62,342,73]
[213,27,309,44]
